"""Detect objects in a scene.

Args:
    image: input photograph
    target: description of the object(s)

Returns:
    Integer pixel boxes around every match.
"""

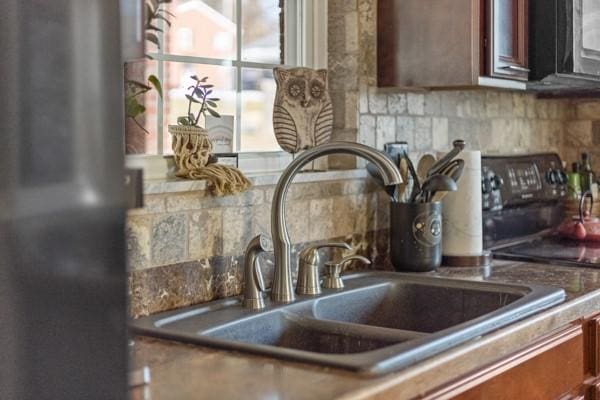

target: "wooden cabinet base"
[425,324,584,400]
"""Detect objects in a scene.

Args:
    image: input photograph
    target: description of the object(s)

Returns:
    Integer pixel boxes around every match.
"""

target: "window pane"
[162,0,237,60]
[163,62,236,154]
[242,0,283,64]
[124,60,159,155]
[241,68,280,152]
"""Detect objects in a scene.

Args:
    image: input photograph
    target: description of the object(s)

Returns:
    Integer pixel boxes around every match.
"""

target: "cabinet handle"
[500,65,531,73]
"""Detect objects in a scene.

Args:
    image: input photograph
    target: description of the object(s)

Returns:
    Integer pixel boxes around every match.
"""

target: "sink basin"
[130,271,565,375]
[313,279,522,333]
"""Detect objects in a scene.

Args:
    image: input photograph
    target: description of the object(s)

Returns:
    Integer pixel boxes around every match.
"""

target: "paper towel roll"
[440,150,483,256]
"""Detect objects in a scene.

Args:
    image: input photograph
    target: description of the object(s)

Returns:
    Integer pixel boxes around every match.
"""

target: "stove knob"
[545,169,557,185]
[557,170,568,185]
[491,175,504,191]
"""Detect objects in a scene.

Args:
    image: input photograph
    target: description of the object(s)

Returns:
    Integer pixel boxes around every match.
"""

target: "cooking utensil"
[427,139,466,178]
[558,191,600,242]
[430,160,464,202]
[417,154,436,182]
[396,155,411,202]
[419,174,458,203]
[402,153,422,203]
[439,159,465,182]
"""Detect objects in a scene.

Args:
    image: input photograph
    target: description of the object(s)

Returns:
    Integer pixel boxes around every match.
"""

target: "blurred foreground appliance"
[0,1,128,399]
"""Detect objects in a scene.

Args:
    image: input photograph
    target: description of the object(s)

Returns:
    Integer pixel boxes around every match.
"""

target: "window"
[125,0,327,177]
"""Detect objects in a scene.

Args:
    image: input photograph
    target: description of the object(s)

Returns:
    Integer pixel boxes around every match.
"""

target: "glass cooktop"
[493,235,600,268]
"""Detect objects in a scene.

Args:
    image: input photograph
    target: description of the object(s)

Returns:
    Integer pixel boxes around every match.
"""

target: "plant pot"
[168,125,212,178]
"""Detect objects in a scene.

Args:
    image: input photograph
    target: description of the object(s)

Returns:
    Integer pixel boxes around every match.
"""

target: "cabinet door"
[487,0,529,80]
[424,324,584,399]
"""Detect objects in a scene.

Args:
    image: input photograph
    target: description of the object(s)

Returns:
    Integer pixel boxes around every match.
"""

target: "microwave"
[530,0,600,88]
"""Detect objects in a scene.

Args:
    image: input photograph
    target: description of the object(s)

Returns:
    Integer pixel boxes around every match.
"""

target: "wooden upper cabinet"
[377,0,529,88]
[486,0,530,80]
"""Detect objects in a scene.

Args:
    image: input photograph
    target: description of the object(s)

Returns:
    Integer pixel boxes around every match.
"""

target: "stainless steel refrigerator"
[0,0,128,398]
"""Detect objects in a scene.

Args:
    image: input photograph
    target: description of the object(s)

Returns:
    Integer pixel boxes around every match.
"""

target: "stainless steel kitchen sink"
[130,271,565,375]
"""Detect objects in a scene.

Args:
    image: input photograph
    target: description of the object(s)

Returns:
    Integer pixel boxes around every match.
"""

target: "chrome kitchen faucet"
[269,142,403,303]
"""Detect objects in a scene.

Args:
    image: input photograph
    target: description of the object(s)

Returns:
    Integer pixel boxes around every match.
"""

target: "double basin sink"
[130,271,565,375]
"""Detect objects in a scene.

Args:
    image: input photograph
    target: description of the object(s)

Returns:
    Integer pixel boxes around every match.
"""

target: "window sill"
[143,168,368,195]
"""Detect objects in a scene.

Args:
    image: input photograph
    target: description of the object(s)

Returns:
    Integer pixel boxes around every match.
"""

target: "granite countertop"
[130,260,600,400]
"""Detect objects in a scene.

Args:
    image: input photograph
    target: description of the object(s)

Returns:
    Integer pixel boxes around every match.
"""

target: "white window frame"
[127,0,328,179]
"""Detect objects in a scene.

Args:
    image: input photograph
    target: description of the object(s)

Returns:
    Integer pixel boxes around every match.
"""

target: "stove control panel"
[482,153,566,211]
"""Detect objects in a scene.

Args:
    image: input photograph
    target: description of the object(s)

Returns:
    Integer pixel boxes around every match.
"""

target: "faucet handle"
[243,234,272,309]
[322,255,371,290]
[299,242,351,266]
[296,242,351,296]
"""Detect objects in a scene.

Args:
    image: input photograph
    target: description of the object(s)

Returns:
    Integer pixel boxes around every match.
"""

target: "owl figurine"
[272,67,333,154]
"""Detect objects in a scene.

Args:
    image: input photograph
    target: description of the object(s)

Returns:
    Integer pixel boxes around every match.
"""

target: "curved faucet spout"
[270,141,403,303]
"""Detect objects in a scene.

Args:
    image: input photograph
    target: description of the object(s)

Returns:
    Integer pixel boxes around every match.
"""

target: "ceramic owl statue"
[272,67,333,154]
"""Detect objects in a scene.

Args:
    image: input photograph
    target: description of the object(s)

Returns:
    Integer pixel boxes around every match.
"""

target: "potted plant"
[169,75,221,177]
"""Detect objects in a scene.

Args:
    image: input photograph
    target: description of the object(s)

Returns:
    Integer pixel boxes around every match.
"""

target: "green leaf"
[125,98,146,119]
[201,84,214,89]
[147,75,163,99]
[193,88,205,97]
[145,32,159,46]
[200,77,208,82]
[208,98,220,101]
[206,100,218,108]
[185,94,200,103]
[125,79,152,91]
[190,75,199,81]
[206,108,221,118]
[206,90,213,96]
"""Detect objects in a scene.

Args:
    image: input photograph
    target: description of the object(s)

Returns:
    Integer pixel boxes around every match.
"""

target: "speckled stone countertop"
[130,260,600,400]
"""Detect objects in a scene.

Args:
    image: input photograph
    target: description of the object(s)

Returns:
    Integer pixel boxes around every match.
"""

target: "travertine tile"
[189,209,222,260]
[359,114,376,147]
[345,11,359,53]
[151,214,187,266]
[576,100,600,120]
[376,115,396,149]
[166,189,264,212]
[565,120,593,147]
[222,206,253,256]
[486,91,501,117]
[345,92,359,129]
[388,93,407,114]
[309,197,335,241]
[127,194,167,216]
[432,118,449,151]
[396,116,415,144]
[424,92,441,115]
[512,93,527,118]
[406,93,425,115]
[368,87,388,114]
[127,215,152,270]
[413,117,433,151]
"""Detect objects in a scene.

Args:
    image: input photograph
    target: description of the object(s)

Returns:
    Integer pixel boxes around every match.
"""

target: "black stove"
[481,153,600,268]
